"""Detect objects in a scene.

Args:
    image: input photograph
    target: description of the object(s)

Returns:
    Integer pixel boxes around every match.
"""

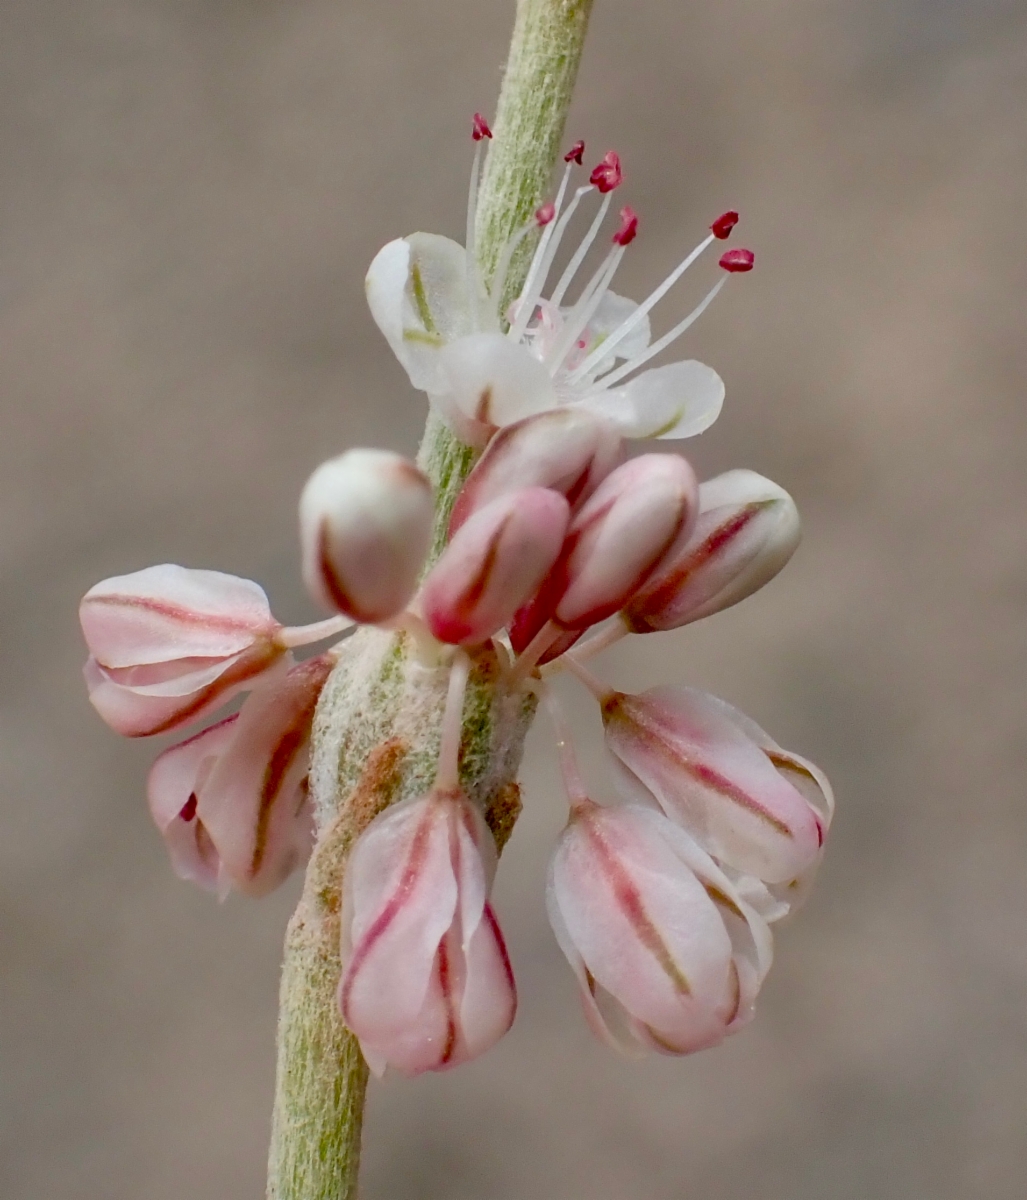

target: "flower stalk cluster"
[80,125,832,1072]
[78,5,832,1188]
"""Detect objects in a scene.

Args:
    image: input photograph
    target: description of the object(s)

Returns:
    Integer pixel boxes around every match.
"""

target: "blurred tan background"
[3,0,1027,1197]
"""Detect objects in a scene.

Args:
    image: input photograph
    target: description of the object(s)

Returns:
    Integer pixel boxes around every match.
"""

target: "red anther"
[589,151,623,193]
[612,206,638,246]
[536,201,556,226]
[720,248,755,273]
[710,211,739,240]
[472,112,493,141]
[564,140,585,165]
[179,793,198,823]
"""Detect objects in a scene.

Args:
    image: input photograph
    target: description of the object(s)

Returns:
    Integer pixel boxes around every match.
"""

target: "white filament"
[566,232,717,384]
[509,184,594,343]
[593,276,727,391]
[547,192,613,308]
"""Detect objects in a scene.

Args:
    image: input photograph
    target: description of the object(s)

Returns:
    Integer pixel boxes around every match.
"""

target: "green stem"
[418,0,595,533]
[266,4,593,1199]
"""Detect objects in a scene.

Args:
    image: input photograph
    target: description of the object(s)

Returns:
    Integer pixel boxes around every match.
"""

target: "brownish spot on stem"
[308,737,409,921]
[485,781,523,853]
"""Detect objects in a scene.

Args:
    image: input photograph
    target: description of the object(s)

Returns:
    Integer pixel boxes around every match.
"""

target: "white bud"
[299,449,433,624]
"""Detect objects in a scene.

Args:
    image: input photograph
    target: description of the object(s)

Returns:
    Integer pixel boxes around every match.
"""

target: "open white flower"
[365,128,754,446]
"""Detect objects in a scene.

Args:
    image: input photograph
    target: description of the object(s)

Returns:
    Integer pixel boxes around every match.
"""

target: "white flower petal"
[438,333,560,430]
[580,290,652,375]
[580,360,725,440]
[365,233,492,394]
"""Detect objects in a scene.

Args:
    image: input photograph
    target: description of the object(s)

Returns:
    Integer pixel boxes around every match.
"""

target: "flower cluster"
[80,121,831,1077]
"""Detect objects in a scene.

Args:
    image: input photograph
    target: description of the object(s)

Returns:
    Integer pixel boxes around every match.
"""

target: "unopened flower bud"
[554,453,699,630]
[422,487,570,645]
[548,800,771,1056]
[688,692,835,913]
[299,449,433,624]
[602,685,824,884]
[623,469,800,632]
[339,788,516,1076]
[80,565,287,737]
[449,408,622,534]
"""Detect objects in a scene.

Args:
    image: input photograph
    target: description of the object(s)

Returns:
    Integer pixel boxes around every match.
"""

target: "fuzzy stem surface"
[266,4,593,1199]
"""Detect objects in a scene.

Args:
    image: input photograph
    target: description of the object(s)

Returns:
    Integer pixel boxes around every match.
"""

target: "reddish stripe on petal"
[85,593,269,642]
[436,934,459,1066]
[122,644,282,737]
[460,515,508,612]
[483,903,516,996]
[631,503,764,621]
[317,519,364,620]
[604,696,794,838]
[578,809,691,996]
[340,801,438,1016]
[249,658,332,877]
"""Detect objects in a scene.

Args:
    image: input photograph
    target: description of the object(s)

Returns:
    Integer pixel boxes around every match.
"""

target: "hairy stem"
[266,4,593,1198]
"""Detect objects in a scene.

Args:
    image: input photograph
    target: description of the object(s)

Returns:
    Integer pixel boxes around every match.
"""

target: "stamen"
[711,211,739,239]
[547,191,614,307]
[589,151,623,193]
[509,183,593,343]
[465,120,493,328]
[467,139,484,264]
[720,248,755,272]
[612,206,638,246]
[544,243,626,371]
[591,276,728,391]
[490,216,546,313]
[564,140,585,165]
[566,230,717,384]
[536,202,556,226]
[434,649,472,792]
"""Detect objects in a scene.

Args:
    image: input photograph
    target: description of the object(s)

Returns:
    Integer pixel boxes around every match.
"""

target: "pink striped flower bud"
[339,788,516,1076]
[684,693,835,912]
[513,454,698,650]
[602,685,825,884]
[299,449,433,623]
[547,800,772,1056]
[449,408,622,534]
[80,565,287,737]
[421,487,570,645]
[146,656,326,898]
[623,469,800,632]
